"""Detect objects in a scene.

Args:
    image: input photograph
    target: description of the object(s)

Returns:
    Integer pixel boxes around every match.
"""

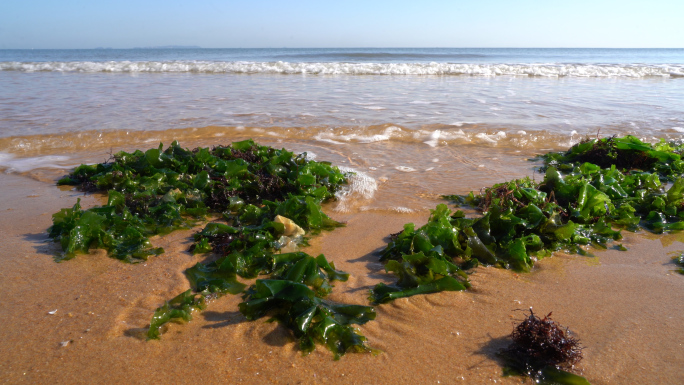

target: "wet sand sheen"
[1,139,683,384]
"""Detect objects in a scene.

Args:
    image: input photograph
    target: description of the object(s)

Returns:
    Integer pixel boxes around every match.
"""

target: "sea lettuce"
[374,136,684,304]
[539,135,684,180]
[51,140,348,261]
[239,279,376,359]
[48,197,164,262]
[148,289,207,339]
[53,140,375,357]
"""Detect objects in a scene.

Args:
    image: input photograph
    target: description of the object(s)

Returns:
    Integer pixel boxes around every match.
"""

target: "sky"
[1,0,683,49]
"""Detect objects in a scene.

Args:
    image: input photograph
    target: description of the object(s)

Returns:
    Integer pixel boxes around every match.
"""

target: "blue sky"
[1,0,683,49]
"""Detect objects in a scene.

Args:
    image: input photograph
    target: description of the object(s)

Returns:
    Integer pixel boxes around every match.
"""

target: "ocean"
[1,47,684,211]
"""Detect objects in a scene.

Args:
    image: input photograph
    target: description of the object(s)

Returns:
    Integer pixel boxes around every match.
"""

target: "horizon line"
[2,46,684,50]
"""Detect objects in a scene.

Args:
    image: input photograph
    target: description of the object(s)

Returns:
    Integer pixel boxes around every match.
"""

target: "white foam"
[314,137,345,145]
[3,61,683,78]
[475,131,507,144]
[313,126,402,144]
[0,153,72,173]
[391,207,414,213]
[357,134,391,143]
[333,166,378,213]
[672,127,684,132]
[395,166,416,172]
[429,129,470,142]
[424,130,442,147]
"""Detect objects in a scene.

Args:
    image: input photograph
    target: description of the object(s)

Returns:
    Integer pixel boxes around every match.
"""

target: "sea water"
[1,48,683,211]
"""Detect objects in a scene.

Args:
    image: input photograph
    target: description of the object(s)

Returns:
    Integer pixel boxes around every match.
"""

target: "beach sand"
[1,139,683,385]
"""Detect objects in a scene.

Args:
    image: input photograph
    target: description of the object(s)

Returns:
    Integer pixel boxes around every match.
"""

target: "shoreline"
[1,139,683,384]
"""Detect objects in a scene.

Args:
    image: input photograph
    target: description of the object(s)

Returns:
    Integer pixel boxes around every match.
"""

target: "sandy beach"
[2,46,684,385]
[1,136,683,385]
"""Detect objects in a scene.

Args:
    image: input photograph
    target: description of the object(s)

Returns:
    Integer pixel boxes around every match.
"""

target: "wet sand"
[1,141,683,384]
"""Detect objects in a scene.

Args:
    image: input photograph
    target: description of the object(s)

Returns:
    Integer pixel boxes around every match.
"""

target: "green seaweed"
[48,196,164,263]
[148,289,207,340]
[539,135,684,181]
[370,204,472,304]
[52,140,375,358]
[51,140,347,261]
[374,136,684,303]
[502,365,591,385]
[55,135,684,362]
[239,279,376,359]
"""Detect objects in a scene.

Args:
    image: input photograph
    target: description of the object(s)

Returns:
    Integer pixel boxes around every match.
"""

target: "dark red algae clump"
[502,309,584,376]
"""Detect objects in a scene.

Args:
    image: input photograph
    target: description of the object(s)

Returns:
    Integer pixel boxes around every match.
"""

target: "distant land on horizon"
[129,45,202,49]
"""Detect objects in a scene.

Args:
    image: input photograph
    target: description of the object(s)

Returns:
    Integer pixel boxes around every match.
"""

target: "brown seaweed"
[500,309,587,384]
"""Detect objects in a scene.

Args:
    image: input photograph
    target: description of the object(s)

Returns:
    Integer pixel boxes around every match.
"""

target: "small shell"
[274,215,305,237]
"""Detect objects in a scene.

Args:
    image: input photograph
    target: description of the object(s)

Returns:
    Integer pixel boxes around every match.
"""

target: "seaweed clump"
[51,140,376,359]
[540,135,684,180]
[505,310,583,370]
[500,309,589,385]
[569,136,656,170]
[372,136,684,304]
[51,139,347,262]
[239,279,377,360]
[369,205,472,304]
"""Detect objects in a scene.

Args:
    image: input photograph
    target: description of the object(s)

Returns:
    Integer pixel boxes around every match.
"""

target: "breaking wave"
[0,123,650,158]
[2,61,684,78]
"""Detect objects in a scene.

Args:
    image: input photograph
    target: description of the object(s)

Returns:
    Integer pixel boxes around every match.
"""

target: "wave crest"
[2,61,684,78]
